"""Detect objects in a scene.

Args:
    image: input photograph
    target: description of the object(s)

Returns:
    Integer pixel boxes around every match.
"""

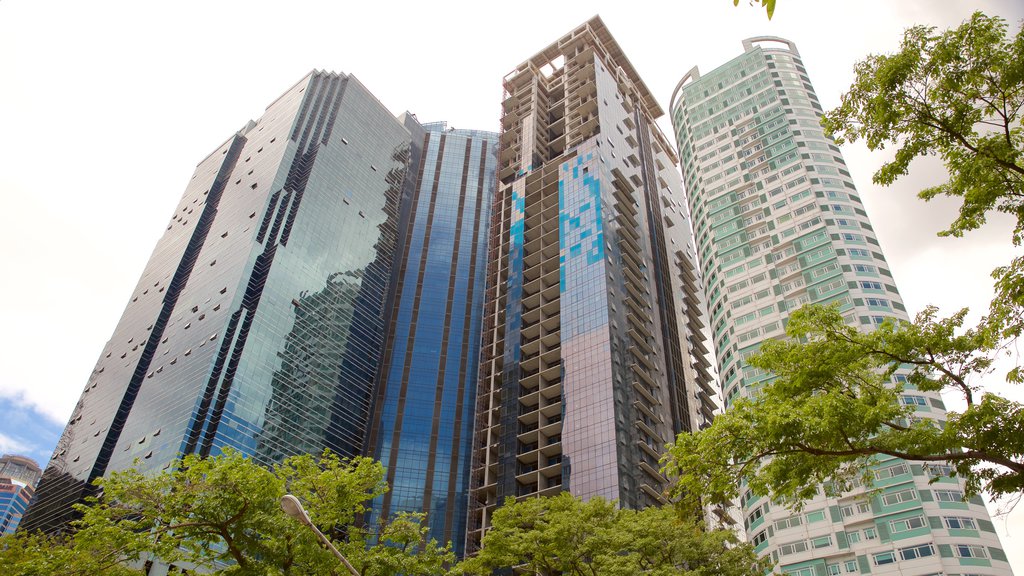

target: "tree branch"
[925,347,975,406]
[789,442,1024,475]
[917,111,1024,177]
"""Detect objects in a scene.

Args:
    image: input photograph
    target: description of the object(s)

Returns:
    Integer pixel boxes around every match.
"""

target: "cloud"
[0,431,33,455]
[0,383,73,427]
[0,394,65,466]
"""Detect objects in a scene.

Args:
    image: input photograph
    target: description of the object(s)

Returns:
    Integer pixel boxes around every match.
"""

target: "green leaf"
[458,493,770,575]
[5,449,453,574]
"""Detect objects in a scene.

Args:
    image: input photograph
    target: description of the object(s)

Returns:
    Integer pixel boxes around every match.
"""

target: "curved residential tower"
[670,37,1011,576]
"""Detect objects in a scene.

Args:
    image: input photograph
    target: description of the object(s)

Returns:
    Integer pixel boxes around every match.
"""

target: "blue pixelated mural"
[559,152,607,339]
[557,145,618,502]
[559,153,605,286]
[497,180,529,501]
[505,184,526,355]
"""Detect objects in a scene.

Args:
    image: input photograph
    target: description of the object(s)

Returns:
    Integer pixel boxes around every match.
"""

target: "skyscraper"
[467,16,714,551]
[670,37,1012,575]
[23,71,413,534]
[366,120,498,557]
[0,454,41,534]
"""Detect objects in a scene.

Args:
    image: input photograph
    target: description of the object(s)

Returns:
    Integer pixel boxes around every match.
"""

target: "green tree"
[664,305,1024,511]
[823,11,1024,337]
[457,493,769,575]
[0,530,140,576]
[2,449,453,575]
[664,11,1024,511]
[732,0,776,20]
[823,11,1023,243]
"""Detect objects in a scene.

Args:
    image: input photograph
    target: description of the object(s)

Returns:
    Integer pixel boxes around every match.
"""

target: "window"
[934,489,964,502]
[890,515,926,533]
[847,531,861,544]
[866,297,891,308]
[899,544,934,560]
[954,544,989,558]
[775,515,803,530]
[882,488,917,506]
[875,462,909,479]
[826,564,841,576]
[860,281,882,290]
[844,560,858,573]
[778,540,809,556]
[805,510,826,523]
[900,395,927,406]
[811,262,839,278]
[741,489,753,506]
[811,535,832,549]
[751,530,768,546]
[927,464,954,478]
[746,505,764,528]
[944,516,977,530]
[872,551,896,566]
[863,527,877,540]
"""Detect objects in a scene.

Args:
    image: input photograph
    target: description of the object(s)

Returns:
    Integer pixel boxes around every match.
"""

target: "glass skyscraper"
[670,37,1011,575]
[467,17,715,552]
[23,71,413,534]
[366,120,497,557]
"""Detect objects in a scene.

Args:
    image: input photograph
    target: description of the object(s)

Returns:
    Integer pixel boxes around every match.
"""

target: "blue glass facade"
[367,121,497,556]
[0,483,33,535]
[22,72,413,533]
[0,455,40,534]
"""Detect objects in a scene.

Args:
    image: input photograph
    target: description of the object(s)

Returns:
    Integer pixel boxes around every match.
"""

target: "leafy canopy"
[823,11,1024,338]
[664,305,1024,511]
[458,492,770,576]
[1,449,453,575]
[732,0,776,20]
[823,11,1023,241]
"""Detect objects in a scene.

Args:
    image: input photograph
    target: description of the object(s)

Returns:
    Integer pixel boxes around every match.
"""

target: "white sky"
[1,0,1022,567]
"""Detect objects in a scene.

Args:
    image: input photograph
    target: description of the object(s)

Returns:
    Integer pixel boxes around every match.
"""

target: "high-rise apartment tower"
[23,71,413,534]
[467,16,714,551]
[670,37,1012,575]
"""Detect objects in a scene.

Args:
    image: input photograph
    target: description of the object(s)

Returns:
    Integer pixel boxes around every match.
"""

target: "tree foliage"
[2,456,766,575]
[664,305,1024,511]
[1,449,453,575]
[823,11,1024,341]
[664,10,1024,514]
[458,493,770,576]
[0,529,140,576]
[732,0,776,20]
[823,11,1023,241]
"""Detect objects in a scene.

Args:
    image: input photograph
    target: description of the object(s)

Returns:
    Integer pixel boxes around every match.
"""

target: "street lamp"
[280,494,360,576]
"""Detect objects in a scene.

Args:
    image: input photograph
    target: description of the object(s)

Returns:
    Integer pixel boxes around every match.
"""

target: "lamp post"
[280,494,360,576]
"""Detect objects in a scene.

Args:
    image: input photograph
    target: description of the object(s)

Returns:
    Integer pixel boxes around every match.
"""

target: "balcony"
[632,379,660,406]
